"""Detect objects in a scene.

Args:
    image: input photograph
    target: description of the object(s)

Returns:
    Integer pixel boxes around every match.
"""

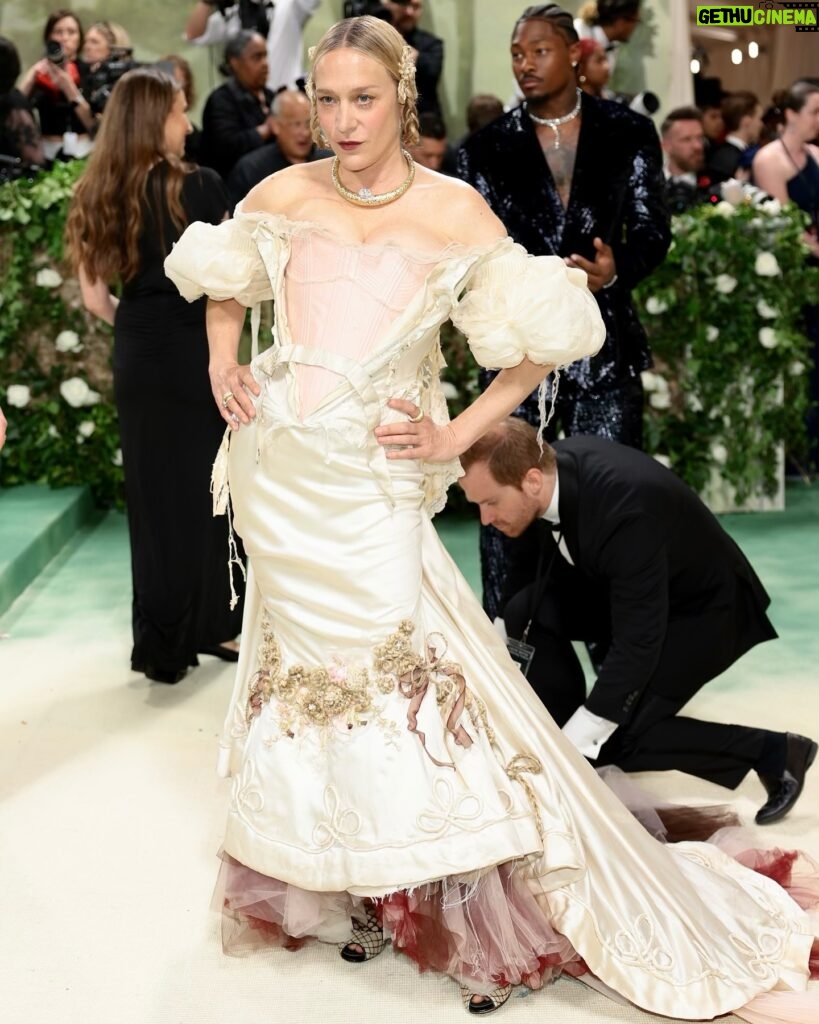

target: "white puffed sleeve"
[164,217,274,307]
[451,241,605,369]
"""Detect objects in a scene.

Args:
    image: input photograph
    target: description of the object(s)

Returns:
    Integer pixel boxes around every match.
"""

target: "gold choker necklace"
[332,150,416,207]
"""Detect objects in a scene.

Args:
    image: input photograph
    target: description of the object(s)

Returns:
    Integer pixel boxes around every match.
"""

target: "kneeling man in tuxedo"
[460,418,816,825]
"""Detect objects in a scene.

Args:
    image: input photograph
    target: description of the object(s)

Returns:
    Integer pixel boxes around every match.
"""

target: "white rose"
[705,325,719,342]
[35,267,63,288]
[47,424,60,439]
[641,370,659,392]
[758,327,778,349]
[77,420,95,438]
[754,252,780,277]
[649,390,671,410]
[55,330,82,353]
[710,442,728,465]
[714,274,737,294]
[653,454,671,469]
[713,201,735,218]
[686,392,704,413]
[756,299,779,319]
[112,448,124,467]
[645,296,668,315]
[439,381,459,401]
[60,377,100,408]
[6,384,31,408]
[762,198,782,216]
[720,179,745,207]
[790,361,805,376]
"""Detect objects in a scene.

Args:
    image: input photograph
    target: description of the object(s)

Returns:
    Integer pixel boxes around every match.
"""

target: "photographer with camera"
[1,36,45,176]
[184,1,321,94]
[81,21,140,118]
[18,8,95,161]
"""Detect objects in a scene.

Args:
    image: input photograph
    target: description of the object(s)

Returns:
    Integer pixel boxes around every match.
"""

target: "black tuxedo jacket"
[706,140,743,184]
[502,437,776,723]
[201,78,275,179]
[404,27,443,116]
[458,96,671,395]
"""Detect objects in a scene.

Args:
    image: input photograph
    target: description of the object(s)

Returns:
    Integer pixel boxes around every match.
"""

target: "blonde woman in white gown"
[165,14,819,1020]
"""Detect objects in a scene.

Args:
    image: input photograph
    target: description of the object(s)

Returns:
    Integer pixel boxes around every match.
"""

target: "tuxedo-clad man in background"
[380,0,443,115]
[661,106,714,213]
[459,419,817,826]
[458,3,670,617]
[706,90,763,184]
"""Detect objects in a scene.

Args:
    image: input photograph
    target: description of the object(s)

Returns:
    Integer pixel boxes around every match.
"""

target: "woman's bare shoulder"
[419,170,507,247]
[241,158,334,215]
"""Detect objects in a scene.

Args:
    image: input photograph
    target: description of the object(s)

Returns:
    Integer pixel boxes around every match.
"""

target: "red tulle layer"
[215,829,819,991]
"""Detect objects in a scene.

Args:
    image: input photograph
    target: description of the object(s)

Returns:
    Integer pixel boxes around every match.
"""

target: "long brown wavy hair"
[65,66,191,284]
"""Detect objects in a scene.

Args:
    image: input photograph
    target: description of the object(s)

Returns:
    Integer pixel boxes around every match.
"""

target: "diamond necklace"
[525,88,582,150]
[331,149,416,207]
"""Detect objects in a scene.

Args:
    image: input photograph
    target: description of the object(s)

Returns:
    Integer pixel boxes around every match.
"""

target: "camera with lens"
[86,49,141,115]
[44,39,66,66]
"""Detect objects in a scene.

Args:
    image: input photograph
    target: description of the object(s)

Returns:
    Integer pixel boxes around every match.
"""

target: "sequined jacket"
[458,95,671,394]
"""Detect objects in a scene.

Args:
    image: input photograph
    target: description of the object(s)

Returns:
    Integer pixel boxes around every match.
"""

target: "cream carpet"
[0,513,817,1024]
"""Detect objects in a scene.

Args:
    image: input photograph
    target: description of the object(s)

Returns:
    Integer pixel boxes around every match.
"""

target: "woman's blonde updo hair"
[306,16,419,148]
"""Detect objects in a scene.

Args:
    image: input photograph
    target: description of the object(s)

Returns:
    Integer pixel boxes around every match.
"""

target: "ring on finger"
[221,391,235,409]
[408,408,425,423]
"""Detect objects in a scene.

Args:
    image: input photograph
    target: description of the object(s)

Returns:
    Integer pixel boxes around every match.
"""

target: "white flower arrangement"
[758,327,778,349]
[77,420,96,439]
[111,448,124,467]
[713,201,735,218]
[6,384,31,408]
[645,296,669,315]
[754,252,781,277]
[705,325,719,342]
[710,442,728,465]
[714,274,737,294]
[55,330,82,353]
[34,267,63,288]
[789,361,805,376]
[756,299,779,319]
[649,389,671,410]
[60,377,101,408]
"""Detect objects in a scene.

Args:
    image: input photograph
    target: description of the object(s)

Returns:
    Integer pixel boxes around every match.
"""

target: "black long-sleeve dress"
[114,163,244,679]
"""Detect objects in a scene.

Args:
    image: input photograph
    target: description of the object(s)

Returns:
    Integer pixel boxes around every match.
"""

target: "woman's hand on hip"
[210,361,260,430]
[375,398,459,463]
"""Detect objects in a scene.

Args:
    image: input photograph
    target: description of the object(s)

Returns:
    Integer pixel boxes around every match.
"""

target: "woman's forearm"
[449,357,554,454]
[206,297,246,368]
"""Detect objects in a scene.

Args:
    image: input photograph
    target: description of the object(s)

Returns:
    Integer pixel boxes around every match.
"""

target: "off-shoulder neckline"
[232,205,512,264]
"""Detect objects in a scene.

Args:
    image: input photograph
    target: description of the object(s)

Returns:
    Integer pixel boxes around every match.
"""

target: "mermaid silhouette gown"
[165,209,818,1021]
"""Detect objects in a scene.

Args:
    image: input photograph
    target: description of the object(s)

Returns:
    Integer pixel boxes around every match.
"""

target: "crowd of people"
[2,1,819,1019]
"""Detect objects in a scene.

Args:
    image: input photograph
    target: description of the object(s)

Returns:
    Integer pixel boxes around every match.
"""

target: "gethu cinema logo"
[696,5,818,25]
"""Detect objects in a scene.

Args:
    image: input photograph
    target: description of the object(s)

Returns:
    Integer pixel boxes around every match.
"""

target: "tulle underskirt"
[215,834,819,998]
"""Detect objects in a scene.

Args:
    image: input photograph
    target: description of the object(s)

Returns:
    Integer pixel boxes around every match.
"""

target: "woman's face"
[83,27,111,66]
[49,16,81,62]
[164,89,192,158]
[789,92,819,144]
[230,34,269,92]
[581,48,610,91]
[314,48,402,170]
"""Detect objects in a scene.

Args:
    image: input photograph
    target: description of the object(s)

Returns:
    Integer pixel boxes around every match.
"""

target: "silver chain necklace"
[525,88,582,150]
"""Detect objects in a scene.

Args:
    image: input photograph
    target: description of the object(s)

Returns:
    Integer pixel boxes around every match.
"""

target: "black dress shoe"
[144,666,188,685]
[198,644,240,663]
[755,733,817,825]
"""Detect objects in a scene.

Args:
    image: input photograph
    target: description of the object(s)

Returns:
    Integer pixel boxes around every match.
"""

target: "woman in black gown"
[65,66,244,683]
